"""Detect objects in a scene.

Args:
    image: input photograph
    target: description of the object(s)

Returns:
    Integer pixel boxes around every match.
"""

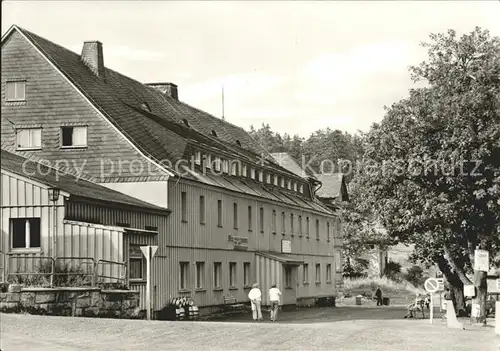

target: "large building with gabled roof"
[1,25,344,314]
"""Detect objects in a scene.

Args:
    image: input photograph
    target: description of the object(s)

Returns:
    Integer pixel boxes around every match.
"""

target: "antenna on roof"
[221,85,225,120]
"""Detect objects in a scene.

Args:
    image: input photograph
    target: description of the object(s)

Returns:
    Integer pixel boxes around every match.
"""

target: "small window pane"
[17,129,41,149]
[72,126,87,146]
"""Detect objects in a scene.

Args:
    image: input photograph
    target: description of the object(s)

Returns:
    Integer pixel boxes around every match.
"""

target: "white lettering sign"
[464,285,475,297]
[281,240,291,253]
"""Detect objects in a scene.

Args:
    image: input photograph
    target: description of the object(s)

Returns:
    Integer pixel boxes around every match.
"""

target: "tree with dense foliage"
[357,27,500,323]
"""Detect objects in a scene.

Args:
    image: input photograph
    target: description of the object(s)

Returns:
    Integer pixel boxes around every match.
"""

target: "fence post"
[50,259,55,287]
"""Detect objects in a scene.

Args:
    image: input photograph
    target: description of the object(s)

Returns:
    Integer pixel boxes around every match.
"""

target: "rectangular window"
[222,159,229,174]
[315,264,321,283]
[180,262,189,290]
[242,165,248,177]
[229,262,237,287]
[281,212,286,234]
[285,266,292,288]
[213,262,222,288]
[272,210,277,233]
[274,175,278,186]
[217,200,223,227]
[280,177,285,188]
[11,218,41,249]
[199,195,205,224]
[303,263,309,283]
[287,180,292,190]
[293,182,298,192]
[250,168,256,179]
[233,202,238,229]
[244,262,250,287]
[194,151,201,165]
[298,216,303,235]
[61,126,87,147]
[214,157,221,172]
[196,262,205,289]
[299,184,304,194]
[316,219,320,239]
[129,245,146,280]
[258,171,263,182]
[6,81,25,101]
[231,162,238,176]
[248,206,252,231]
[259,207,264,233]
[327,222,330,241]
[16,128,42,150]
[290,214,294,235]
[181,192,187,222]
[306,217,310,237]
[204,154,212,169]
[326,264,332,282]
[266,173,271,183]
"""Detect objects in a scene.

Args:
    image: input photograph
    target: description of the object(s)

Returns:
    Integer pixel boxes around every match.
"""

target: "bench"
[222,296,246,313]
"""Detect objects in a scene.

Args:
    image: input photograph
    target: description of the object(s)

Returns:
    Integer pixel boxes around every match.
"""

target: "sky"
[2,1,500,137]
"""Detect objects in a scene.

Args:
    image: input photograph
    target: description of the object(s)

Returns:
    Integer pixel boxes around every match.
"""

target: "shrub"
[384,261,402,280]
[8,260,93,287]
[405,265,427,287]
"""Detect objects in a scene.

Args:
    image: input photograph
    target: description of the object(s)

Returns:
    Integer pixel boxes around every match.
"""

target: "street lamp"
[48,187,60,287]
[48,187,60,202]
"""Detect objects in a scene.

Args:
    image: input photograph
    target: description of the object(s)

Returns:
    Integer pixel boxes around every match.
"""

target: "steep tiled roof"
[3,25,333,215]
[314,173,349,201]
[1,150,169,212]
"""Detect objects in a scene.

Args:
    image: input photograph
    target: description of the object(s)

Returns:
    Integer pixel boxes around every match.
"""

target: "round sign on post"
[424,278,439,293]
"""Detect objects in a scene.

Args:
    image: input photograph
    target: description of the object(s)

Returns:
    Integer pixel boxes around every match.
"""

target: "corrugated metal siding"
[62,220,124,283]
[1,171,64,275]
[256,255,282,305]
[166,179,340,256]
[65,201,167,231]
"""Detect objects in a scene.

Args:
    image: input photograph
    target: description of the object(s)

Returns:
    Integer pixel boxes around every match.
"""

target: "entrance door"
[282,265,297,305]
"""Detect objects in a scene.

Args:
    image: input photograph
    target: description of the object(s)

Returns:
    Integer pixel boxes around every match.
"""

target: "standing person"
[268,284,282,321]
[375,286,383,306]
[248,283,262,321]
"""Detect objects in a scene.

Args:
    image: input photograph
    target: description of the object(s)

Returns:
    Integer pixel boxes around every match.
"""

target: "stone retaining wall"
[0,284,140,319]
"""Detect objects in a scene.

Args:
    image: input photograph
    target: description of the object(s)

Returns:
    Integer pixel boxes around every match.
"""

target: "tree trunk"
[450,284,466,315]
[435,255,466,313]
[471,270,488,324]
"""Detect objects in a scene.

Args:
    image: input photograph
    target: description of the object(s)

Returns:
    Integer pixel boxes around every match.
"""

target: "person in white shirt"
[248,283,262,321]
[268,284,282,321]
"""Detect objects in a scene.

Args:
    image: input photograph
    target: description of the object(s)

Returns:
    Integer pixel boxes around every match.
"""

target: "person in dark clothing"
[375,286,383,306]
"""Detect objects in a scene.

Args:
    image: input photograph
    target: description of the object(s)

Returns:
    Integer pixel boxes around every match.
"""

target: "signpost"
[424,278,440,324]
[140,245,158,321]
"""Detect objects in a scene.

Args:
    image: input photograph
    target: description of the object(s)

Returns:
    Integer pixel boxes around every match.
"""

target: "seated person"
[404,294,424,318]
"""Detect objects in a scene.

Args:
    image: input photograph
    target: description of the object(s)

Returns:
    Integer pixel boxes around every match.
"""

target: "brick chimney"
[81,41,105,77]
[146,82,178,100]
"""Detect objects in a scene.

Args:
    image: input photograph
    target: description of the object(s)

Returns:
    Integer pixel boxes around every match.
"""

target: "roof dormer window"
[274,175,278,186]
[236,140,242,147]
[287,180,292,190]
[204,154,212,169]
[293,182,298,192]
[214,157,222,172]
[222,159,229,174]
[211,130,218,137]
[280,177,285,188]
[182,119,190,127]
[141,102,151,111]
[194,151,201,165]
[266,173,271,184]
[231,162,238,176]
[258,170,263,182]
[242,165,248,177]
[299,184,304,194]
